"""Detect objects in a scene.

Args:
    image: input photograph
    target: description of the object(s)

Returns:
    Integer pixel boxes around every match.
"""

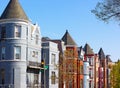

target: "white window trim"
[1,47,5,60]
[14,25,21,38]
[14,46,21,60]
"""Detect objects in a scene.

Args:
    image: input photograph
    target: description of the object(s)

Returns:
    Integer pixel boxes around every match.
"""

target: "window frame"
[80,65,83,74]
[51,54,56,65]
[14,25,21,38]
[51,71,56,84]
[80,79,83,88]
[35,35,39,44]
[1,26,6,39]
[1,47,5,60]
[14,46,21,59]
[32,51,38,58]
[0,69,5,84]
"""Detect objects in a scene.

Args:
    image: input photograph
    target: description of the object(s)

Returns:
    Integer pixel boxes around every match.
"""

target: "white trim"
[0,38,27,40]
[0,60,26,62]
[0,19,30,24]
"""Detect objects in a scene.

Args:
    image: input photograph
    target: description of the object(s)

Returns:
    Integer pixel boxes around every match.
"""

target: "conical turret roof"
[62,30,77,46]
[83,43,94,55]
[0,0,28,20]
[98,48,105,59]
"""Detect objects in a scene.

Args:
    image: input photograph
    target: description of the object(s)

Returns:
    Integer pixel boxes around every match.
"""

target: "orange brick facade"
[60,46,83,88]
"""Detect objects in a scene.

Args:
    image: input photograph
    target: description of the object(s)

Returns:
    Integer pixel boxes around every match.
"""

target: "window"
[80,65,83,74]
[32,51,38,58]
[1,26,6,39]
[34,74,39,84]
[89,81,91,88]
[14,46,21,59]
[51,71,56,84]
[101,62,104,67]
[68,80,72,88]
[15,25,21,37]
[35,52,38,58]
[67,49,74,58]
[0,69,5,84]
[68,64,72,72]
[80,55,83,60]
[1,47,5,60]
[36,35,39,44]
[89,58,93,65]
[26,27,28,37]
[96,71,98,77]
[32,51,35,57]
[80,79,83,88]
[43,53,46,59]
[89,70,93,78]
[51,54,55,65]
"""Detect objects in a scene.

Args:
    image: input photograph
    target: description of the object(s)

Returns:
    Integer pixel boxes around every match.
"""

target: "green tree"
[110,60,120,88]
[92,0,120,22]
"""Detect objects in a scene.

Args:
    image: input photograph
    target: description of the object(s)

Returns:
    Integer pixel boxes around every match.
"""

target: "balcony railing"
[27,61,41,69]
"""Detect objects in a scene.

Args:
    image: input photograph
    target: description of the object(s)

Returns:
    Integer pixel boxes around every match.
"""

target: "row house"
[77,47,84,88]
[98,48,112,88]
[41,38,59,88]
[0,0,60,88]
[0,0,113,88]
[83,43,94,88]
[50,39,66,88]
[106,55,112,88]
[0,0,41,88]
[94,54,99,88]
[77,44,112,88]
[57,30,112,88]
[61,30,78,88]
[59,30,84,88]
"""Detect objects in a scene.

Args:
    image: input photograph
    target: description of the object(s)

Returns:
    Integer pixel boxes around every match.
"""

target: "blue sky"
[0,0,120,62]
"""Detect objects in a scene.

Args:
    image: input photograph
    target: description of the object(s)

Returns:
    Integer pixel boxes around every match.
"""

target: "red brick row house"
[50,30,112,88]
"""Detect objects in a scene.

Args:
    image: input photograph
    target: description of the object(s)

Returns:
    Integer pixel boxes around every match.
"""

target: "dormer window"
[15,25,21,38]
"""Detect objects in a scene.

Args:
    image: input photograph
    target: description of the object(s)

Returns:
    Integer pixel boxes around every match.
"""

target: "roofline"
[84,54,94,57]
[0,18,30,23]
[0,0,29,20]
[65,45,78,47]
[0,19,32,25]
